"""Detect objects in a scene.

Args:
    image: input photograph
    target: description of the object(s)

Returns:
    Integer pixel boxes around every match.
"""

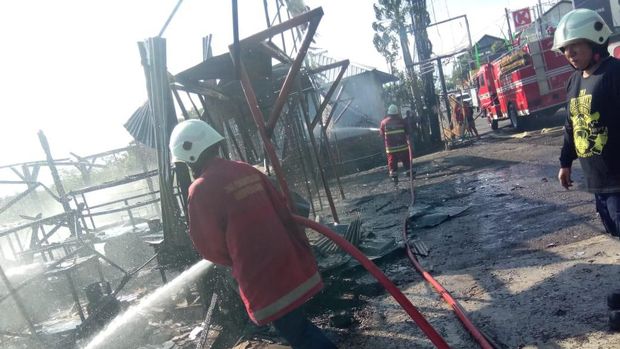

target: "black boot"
[610,310,620,331]
[607,289,620,331]
[391,174,398,185]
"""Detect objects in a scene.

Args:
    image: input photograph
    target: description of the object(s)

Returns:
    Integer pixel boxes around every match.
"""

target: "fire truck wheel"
[508,104,520,130]
[490,119,498,131]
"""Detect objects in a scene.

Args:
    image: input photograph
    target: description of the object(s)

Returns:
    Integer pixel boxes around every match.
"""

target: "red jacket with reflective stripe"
[379,115,409,154]
[188,158,322,325]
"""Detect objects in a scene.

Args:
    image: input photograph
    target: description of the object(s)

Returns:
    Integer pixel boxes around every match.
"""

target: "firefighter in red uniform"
[169,120,336,349]
[379,104,411,183]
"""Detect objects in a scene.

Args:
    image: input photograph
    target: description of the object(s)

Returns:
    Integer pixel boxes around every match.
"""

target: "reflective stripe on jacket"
[385,144,409,153]
[380,115,409,154]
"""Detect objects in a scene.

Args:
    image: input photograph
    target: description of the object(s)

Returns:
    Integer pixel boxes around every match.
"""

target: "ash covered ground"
[10,111,620,349]
[315,112,620,349]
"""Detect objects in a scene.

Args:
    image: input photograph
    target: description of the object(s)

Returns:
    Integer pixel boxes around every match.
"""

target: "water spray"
[83,259,212,349]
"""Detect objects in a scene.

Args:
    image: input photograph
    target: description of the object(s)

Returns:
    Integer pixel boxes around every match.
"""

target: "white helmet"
[387,104,399,115]
[169,119,224,164]
[552,9,612,52]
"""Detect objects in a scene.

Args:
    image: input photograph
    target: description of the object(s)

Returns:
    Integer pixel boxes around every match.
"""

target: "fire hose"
[404,144,499,349]
[293,215,450,349]
[402,219,496,349]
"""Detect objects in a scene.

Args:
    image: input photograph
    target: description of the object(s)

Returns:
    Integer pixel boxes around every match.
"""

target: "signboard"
[611,0,620,27]
[573,0,618,28]
[512,8,533,30]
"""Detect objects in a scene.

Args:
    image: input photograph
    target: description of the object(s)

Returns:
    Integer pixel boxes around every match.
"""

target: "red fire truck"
[475,37,573,130]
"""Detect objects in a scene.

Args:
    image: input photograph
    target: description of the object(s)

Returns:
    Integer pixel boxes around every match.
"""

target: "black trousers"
[595,193,620,237]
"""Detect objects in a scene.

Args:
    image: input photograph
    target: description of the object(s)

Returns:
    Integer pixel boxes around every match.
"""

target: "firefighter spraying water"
[379,104,412,185]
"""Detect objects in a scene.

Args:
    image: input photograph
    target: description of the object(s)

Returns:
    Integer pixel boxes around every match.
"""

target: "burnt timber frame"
[307,60,349,200]
[0,212,135,346]
[0,264,42,346]
[295,85,340,220]
[230,7,345,222]
[307,60,349,130]
[139,38,187,250]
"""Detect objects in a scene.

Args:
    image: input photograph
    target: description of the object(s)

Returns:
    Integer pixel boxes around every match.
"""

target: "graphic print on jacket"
[570,89,608,157]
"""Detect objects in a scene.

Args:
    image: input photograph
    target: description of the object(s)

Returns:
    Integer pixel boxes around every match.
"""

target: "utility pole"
[436,57,451,125]
[537,0,544,38]
[398,24,424,122]
[463,15,472,51]
[386,6,425,145]
[505,8,513,43]
[408,0,441,144]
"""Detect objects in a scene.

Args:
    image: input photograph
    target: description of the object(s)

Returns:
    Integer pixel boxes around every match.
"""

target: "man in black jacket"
[555,9,620,237]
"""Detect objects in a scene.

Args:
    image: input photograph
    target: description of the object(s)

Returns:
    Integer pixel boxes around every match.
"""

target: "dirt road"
[328,112,620,348]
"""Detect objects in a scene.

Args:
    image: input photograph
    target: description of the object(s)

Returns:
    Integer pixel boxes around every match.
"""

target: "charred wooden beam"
[264,9,323,134]
[297,86,339,222]
[257,41,293,64]
[234,58,294,209]
[309,59,349,130]
[230,8,325,210]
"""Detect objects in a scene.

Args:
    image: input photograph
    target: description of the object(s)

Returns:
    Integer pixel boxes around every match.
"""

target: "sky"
[0,0,543,169]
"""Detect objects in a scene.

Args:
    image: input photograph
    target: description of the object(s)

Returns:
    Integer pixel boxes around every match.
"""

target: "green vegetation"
[371,0,424,108]
[449,54,472,89]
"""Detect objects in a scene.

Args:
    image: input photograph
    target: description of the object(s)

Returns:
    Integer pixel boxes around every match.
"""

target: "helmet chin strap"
[581,52,601,71]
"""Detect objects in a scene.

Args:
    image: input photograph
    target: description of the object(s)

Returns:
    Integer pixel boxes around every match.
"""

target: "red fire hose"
[402,220,495,349]
[293,215,450,349]
[405,143,496,349]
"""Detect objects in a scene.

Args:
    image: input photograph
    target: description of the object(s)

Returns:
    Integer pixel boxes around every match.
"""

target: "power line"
[429,0,442,40]
[444,0,456,45]
[468,14,508,42]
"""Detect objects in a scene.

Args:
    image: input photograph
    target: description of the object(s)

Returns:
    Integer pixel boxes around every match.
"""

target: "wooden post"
[140,37,187,249]
[37,130,75,236]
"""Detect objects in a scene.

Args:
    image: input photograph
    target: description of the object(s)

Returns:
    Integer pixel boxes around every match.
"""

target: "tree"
[450,54,472,88]
[372,0,442,146]
[372,0,412,74]
[382,71,413,106]
[372,0,424,112]
[491,40,510,55]
[372,30,399,74]
[444,78,456,92]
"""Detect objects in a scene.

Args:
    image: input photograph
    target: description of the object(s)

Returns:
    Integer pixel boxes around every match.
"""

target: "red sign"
[512,8,532,30]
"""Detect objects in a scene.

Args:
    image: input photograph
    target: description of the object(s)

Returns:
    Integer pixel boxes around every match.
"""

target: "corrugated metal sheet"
[124,101,157,148]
